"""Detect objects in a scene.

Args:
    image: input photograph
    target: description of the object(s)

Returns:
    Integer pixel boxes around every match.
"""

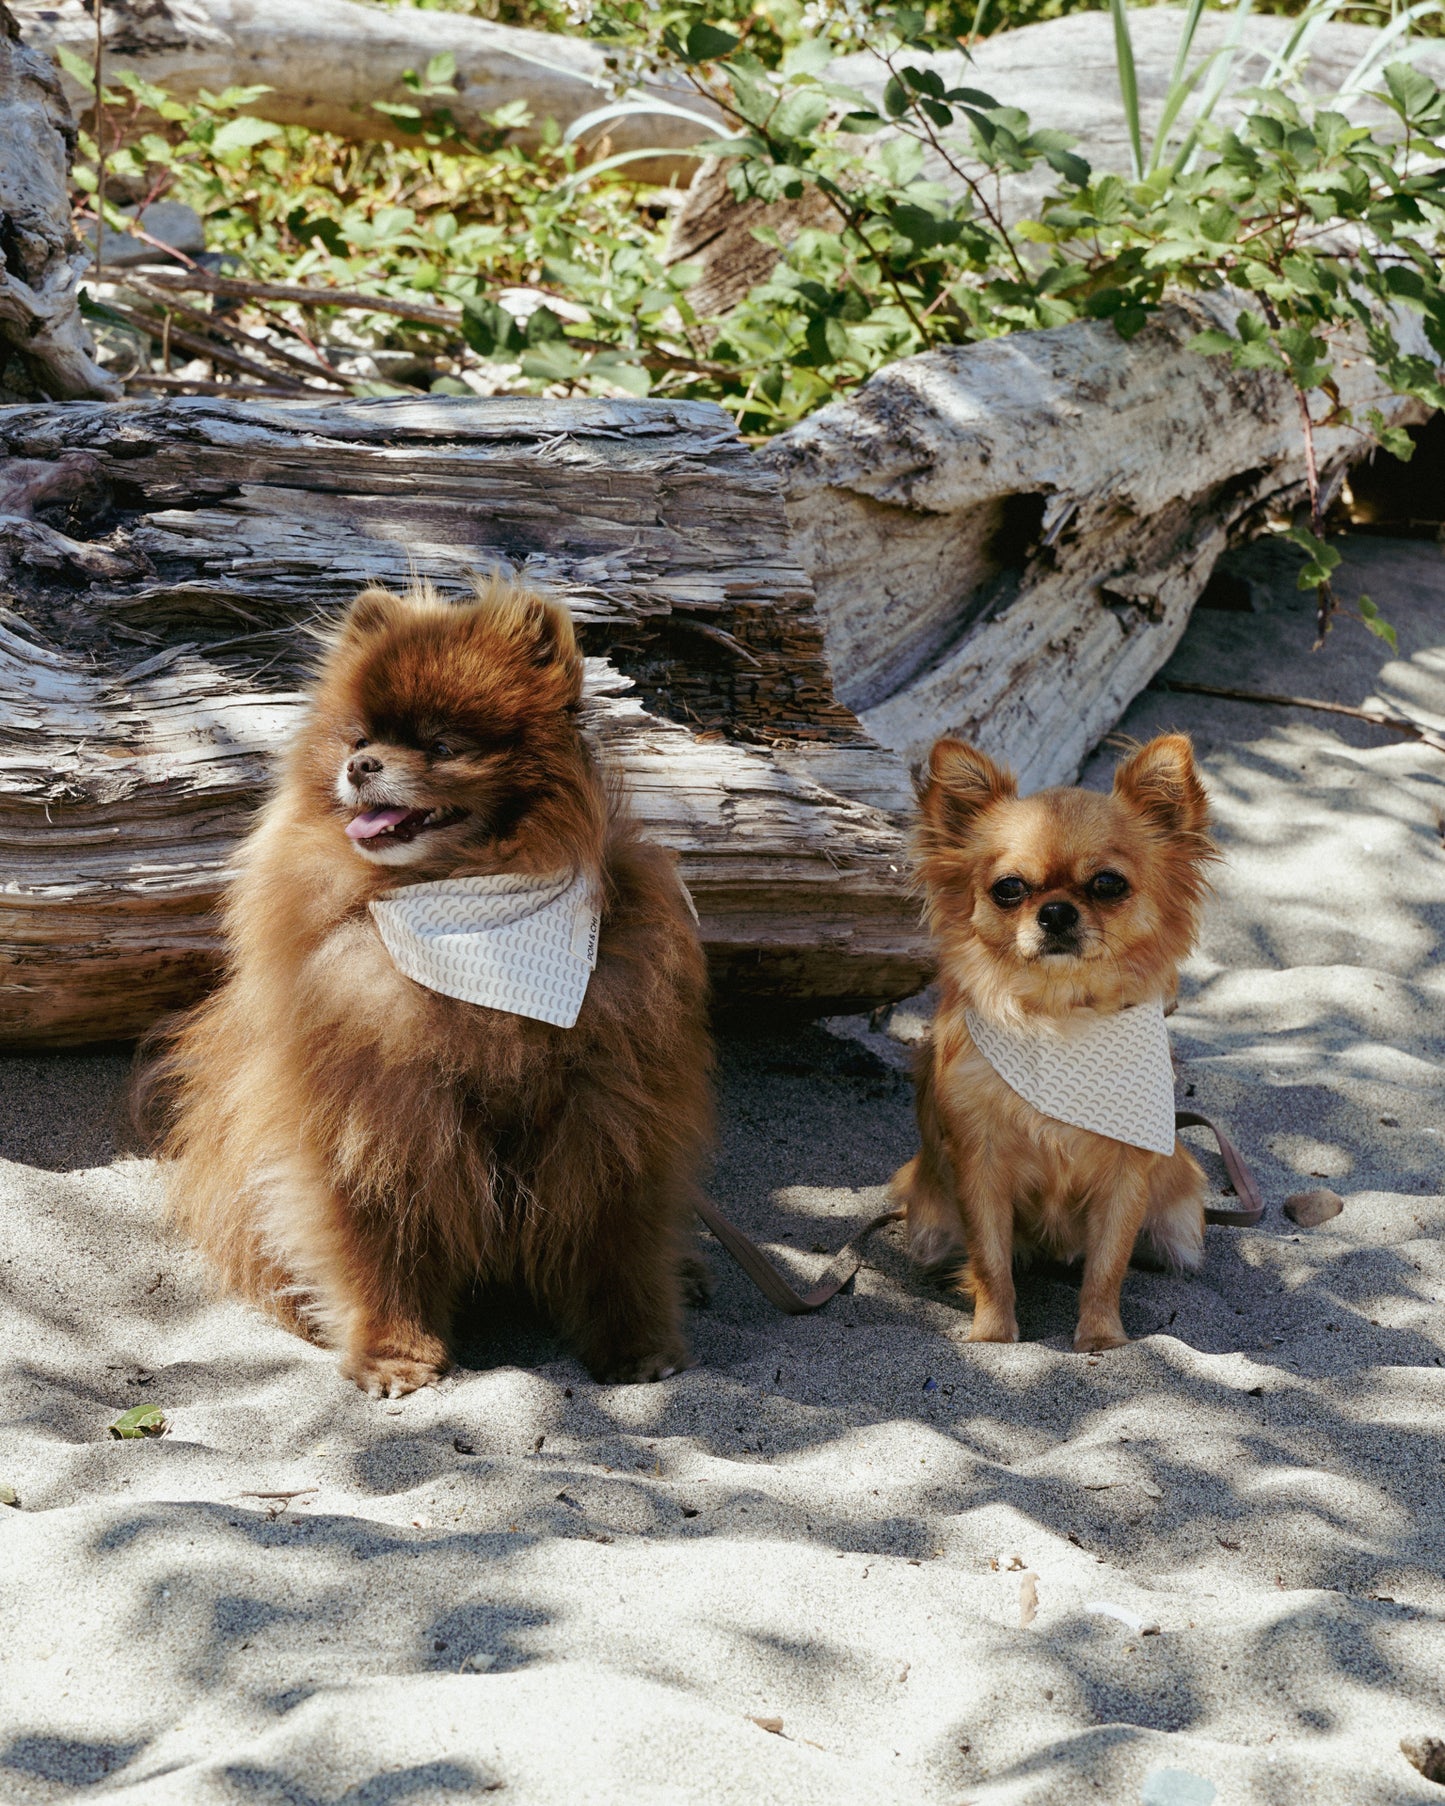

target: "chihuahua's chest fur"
[932,998,1153,1262]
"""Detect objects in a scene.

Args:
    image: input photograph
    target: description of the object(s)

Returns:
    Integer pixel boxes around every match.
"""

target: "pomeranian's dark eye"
[1089,870,1129,901]
[430,740,454,760]
[352,736,369,751]
[990,876,1028,908]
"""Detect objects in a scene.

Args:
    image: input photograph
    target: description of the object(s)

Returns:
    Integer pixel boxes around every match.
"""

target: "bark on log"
[0,3,119,402]
[13,0,722,182]
[0,395,927,1048]
[669,9,1445,315]
[760,295,1432,792]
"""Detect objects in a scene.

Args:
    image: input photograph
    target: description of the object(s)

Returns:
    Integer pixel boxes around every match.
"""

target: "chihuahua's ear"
[1113,734,1209,837]
[341,586,406,639]
[919,738,1016,841]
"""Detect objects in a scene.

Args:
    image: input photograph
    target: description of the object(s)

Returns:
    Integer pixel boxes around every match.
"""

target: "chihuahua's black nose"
[1037,899,1080,934]
[348,752,382,781]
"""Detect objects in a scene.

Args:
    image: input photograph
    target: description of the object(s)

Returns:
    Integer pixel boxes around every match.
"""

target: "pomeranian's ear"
[484,583,577,669]
[341,586,406,639]
[1113,734,1209,837]
[517,593,577,668]
[918,738,1016,841]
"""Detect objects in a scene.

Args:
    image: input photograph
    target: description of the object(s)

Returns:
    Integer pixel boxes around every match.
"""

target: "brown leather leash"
[1176,1109,1266,1226]
[693,1196,904,1315]
[696,1109,1264,1314]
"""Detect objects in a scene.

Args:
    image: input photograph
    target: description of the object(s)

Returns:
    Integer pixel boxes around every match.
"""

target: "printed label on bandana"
[965,999,1177,1155]
[370,869,600,1028]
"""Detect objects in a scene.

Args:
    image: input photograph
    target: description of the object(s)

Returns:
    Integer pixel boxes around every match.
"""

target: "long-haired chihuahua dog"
[151,579,712,1396]
[892,734,1217,1352]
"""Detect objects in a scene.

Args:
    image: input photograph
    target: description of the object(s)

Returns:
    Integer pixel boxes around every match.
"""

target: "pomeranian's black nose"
[1037,899,1080,934]
[348,753,383,781]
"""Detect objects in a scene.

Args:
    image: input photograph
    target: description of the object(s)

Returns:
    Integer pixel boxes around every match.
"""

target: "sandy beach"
[2,532,1442,1805]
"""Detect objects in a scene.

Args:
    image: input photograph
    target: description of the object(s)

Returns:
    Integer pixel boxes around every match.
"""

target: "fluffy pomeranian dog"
[151,579,712,1396]
[891,734,1218,1352]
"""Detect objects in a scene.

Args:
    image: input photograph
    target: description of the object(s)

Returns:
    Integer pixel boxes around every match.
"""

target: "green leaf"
[837,111,884,133]
[1383,62,1439,126]
[287,209,347,256]
[878,136,924,187]
[461,297,520,358]
[1285,525,1342,589]
[772,90,830,142]
[591,359,650,397]
[210,115,285,158]
[525,305,566,345]
[781,38,832,79]
[1188,329,1238,357]
[1366,409,1416,462]
[424,50,457,89]
[521,340,585,383]
[1356,594,1398,651]
[55,44,97,91]
[883,74,909,119]
[684,22,741,63]
[109,1405,166,1440]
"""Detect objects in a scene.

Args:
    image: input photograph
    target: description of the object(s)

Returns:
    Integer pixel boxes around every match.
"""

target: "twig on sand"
[1151,678,1445,756]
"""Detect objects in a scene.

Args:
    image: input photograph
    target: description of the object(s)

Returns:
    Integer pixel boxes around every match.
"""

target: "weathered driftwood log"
[0,395,927,1048]
[669,9,1445,315]
[0,2,119,402]
[760,296,1431,791]
[14,0,721,182]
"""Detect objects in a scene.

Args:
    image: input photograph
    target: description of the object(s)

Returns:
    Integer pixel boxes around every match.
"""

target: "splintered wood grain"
[0,396,925,1045]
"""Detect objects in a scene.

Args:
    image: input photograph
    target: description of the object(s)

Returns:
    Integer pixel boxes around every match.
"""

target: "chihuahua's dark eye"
[990,876,1028,909]
[430,740,454,760]
[1089,870,1129,901]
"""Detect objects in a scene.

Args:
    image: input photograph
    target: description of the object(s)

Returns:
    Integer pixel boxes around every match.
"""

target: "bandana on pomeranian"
[148,579,713,1397]
[891,734,1219,1352]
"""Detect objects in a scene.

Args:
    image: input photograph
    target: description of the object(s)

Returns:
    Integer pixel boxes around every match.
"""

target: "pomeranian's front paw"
[1074,1318,1128,1353]
[344,1334,450,1399]
[589,1342,693,1385]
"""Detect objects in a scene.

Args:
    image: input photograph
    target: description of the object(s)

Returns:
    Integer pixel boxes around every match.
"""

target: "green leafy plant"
[65,0,1445,645]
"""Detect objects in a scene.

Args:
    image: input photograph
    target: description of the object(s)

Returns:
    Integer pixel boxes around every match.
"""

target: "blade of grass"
[1109,0,1145,180]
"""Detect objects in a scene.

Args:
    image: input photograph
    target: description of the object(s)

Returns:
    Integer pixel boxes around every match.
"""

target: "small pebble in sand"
[1401,1734,1445,1784]
[1380,1114,1401,1127]
[1283,1188,1345,1228]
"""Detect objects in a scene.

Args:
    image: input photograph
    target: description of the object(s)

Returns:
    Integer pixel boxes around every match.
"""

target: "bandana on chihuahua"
[964,1000,1177,1156]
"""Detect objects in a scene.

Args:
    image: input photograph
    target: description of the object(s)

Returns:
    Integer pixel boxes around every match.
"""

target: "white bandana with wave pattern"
[964,998,1177,1155]
[370,869,600,1028]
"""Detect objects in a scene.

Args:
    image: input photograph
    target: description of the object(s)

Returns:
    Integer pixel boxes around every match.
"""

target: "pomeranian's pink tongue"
[346,807,412,841]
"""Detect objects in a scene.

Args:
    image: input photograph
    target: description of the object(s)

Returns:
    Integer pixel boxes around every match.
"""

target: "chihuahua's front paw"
[344,1332,449,1399]
[1074,1319,1129,1353]
[967,1309,1019,1344]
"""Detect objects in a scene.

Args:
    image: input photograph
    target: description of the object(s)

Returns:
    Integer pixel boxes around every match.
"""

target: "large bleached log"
[0,395,926,1048]
[13,0,721,181]
[760,296,1431,792]
[0,3,119,402]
